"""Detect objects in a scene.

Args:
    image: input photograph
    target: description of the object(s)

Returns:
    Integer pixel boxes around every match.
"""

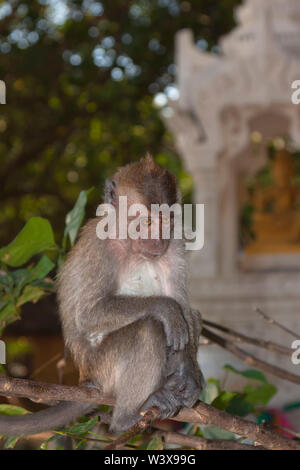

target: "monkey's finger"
[180,330,189,350]
[165,328,176,349]
[172,333,181,351]
[167,331,183,351]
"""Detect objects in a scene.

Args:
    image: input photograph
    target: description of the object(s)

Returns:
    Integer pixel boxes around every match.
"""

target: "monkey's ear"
[104,179,117,205]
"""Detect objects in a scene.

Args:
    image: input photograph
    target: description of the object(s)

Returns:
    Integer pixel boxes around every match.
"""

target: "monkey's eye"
[142,218,152,226]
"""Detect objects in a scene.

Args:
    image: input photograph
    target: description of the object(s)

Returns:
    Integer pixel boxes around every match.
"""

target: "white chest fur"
[88,260,171,347]
[117,261,168,297]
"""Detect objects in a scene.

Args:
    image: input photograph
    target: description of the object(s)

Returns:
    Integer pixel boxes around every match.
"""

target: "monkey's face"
[104,155,180,259]
[129,212,172,259]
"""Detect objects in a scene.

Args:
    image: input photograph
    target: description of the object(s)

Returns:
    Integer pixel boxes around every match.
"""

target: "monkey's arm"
[58,222,189,351]
[82,294,189,352]
[165,244,204,386]
[166,243,201,350]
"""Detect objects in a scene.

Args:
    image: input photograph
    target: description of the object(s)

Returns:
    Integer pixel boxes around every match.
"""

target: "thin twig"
[203,319,291,356]
[255,307,300,338]
[30,352,63,379]
[104,407,160,450]
[271,424,300,439]
[157,430,265,450]
[54,430,107,445]
[201,327,300,385]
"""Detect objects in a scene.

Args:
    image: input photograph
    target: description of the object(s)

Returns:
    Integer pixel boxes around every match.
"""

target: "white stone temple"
[165,0,300,405]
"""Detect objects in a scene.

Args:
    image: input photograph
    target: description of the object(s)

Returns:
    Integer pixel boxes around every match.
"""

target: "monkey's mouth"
[142,248,166,259]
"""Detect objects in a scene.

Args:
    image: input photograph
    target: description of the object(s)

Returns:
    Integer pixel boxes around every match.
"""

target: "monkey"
[0,155,205,436]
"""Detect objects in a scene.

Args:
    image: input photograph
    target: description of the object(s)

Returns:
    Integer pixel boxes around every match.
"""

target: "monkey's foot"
[110,408,141,433]
[140,387,181,420]
[180,375,201,408]
[165,363,203,409]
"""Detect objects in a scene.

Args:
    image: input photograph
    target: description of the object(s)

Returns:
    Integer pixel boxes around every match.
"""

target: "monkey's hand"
[151,298,189,351]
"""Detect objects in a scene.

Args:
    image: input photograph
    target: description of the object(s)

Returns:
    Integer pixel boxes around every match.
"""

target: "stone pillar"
[191,167,219,279]
[219,155,239,277]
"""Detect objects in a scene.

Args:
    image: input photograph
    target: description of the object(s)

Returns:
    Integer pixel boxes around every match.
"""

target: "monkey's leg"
[167,352,204,409]
[140,349,204,419]
[101,318,167,433]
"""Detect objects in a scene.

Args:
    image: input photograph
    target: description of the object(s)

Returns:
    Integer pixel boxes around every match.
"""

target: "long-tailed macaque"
[0,155,204,436]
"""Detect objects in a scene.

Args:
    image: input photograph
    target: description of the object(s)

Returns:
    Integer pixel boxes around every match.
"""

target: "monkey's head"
[104,155,181,259]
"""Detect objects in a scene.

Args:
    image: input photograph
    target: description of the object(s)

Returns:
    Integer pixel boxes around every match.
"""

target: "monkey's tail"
[0,401,95,437]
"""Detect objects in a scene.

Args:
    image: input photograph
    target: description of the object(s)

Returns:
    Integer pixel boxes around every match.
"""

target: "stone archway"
[219,108,292,276]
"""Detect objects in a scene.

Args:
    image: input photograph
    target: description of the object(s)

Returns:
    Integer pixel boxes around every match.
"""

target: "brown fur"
[0,156,204,436]
[58,156,204,431]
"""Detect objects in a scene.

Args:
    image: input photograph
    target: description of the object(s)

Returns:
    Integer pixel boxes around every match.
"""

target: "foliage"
[212,365,277,417]
[0,0,241,247]
[0,188,92,333]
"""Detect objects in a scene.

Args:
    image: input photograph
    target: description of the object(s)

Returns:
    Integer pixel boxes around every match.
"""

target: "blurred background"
[1,0,300,449]
[0,0,240,246]
[0,0,241,398]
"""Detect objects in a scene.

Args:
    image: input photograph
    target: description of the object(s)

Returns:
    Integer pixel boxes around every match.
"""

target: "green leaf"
[75,439,88,449]
[40,434,59,450]
[12,257,55,297]
[0,218,56,267]
[0,303,20,333]
[62,416,98,435]
[0,273,11,288]
[128,433,143,445]
[201,425,236,440]
[4,436,19,449]
[0,272,14,294]
[226,395,253,417]
[199,380,219,404]
[0,300,8,311]
[17,285,45,307]
[212,391,237,410]
[0,404,29,416]
[224,365,267,383]
[244,383,277,407]
[193,427,203,437]
[31,256,55,279]
[6,337,33,360]
[12,269,33,296]
[31,279,55,290]
[63,188,94,248]
[11,269,31,284]
[147,436,164,450]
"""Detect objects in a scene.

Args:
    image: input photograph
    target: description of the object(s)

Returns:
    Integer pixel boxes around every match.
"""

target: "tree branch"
[255,307,300,339]
[0,376,299,450]
[201,327,300,385]
[202,319,291,356]
[0,375,115,407]
[157,431,265,450]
